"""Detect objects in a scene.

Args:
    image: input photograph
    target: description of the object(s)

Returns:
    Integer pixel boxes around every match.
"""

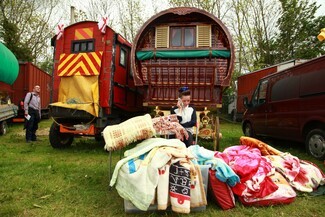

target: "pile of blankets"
[104,115,324,213]
[110,138,207,213]
[192,136,324,207]
[110,136,324,213]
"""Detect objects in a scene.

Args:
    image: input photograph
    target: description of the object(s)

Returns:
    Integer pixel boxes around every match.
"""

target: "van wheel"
[243,122,254,137]
[49,123,74,149]
[0,121,8,135]
[305,129,325,160]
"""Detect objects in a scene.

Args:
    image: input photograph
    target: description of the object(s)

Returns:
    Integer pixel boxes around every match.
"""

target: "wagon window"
[72,39,95,53]
[74,43,80,52]
[170,26,195,48]
[171,28,181,47]
[81,42,87,51]
[120,48,126,67]
[184,28,195,47]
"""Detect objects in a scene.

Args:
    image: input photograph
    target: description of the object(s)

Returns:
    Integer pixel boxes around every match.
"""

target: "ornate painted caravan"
[131,7,235,109]
[49,21,143,148]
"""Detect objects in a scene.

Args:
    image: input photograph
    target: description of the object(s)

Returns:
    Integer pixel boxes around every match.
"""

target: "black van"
[242,55,325,160]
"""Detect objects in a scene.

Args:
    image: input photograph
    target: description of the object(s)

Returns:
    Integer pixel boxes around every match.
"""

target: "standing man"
[24,85,41,142]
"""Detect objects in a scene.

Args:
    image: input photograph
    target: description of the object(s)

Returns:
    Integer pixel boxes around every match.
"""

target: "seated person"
[170,86,197,147]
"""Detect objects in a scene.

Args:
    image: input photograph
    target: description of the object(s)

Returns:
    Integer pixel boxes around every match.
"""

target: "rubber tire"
[49,122,74,149]
[243,122,254,137]
[305,128,325,160]
[0,121,8,135]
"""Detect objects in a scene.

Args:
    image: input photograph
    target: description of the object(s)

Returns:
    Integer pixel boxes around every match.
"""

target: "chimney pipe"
[70,6,75,24]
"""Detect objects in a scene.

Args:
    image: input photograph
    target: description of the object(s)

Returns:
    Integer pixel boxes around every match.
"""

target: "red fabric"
[238,172,296,206]
[208,169,235,210]
[223,145,279,198]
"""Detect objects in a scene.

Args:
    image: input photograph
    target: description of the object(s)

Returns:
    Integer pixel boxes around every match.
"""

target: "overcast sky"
[316,0,325,16]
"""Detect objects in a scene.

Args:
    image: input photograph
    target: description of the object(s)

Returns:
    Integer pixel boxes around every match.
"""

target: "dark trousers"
[183,131,193,147]
[25,108,40,142]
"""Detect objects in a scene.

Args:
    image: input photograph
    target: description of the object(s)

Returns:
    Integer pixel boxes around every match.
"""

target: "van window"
[271,75,299,101]
[252,80,268,106]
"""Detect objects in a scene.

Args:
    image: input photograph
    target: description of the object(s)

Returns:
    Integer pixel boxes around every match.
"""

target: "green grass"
[0,118,324,217]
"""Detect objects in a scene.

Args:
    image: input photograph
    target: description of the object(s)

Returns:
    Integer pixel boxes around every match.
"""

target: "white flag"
[55,23,64,40]
[98,17,108,34]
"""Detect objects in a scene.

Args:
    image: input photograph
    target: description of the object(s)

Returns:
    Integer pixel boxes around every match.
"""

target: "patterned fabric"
[169,162,191,213]
[157,164,170,210]
[190,164,207,208]
[266,153,325,192]
[103,114,156,151]
[239,172,296,206]
[223,145,279,198]
[152,114,188,140]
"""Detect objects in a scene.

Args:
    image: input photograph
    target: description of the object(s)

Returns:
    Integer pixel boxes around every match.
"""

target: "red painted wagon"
[131,7,235,149]
[49,21,144,148]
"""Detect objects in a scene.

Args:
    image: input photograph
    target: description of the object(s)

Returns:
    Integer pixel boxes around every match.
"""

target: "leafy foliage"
[274,0,323,62]
[0,0,58,64]
[0,19,33,61]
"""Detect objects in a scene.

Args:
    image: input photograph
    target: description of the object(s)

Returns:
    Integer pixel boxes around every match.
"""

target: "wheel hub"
[309,134,325,157]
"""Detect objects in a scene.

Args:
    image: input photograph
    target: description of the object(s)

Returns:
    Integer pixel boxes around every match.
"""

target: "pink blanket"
[223,145,278,198]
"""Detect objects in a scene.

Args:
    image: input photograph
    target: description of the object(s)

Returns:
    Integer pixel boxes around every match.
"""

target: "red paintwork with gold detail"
[131,7,235,109]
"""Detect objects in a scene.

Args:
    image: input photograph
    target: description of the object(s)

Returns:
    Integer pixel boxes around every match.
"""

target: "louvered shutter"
[197,25,211,47]
[155,26,169,48]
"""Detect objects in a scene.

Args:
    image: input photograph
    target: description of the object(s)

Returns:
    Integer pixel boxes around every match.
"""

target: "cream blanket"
[110,138,187,211]
[103,114,156,151]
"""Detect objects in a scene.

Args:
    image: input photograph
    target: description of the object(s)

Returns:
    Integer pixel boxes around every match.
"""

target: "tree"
[274,0,320,62]
[228,0,280,73]
[85,0,116,27]
[0,18,33,61]
[0,0,58,64]
[116,0,145,42]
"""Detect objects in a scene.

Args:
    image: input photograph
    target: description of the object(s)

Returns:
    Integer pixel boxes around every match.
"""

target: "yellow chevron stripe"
[92,52,102,65]
[75,28,93,40]
[83,28,93,37]
[67,62,82,76]
[75,31,83,40]
[58,54,75,72]
[83,53,98,74]
[58,52,103,76]
[67,62,89,76]
[58,54,80,76]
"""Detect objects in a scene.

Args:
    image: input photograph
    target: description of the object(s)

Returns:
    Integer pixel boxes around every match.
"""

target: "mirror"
[243,97,251,108]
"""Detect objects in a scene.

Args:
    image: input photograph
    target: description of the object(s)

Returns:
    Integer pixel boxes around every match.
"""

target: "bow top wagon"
[131,7,235,109]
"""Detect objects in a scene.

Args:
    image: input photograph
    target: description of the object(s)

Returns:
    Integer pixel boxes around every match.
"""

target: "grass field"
[0,118,324,217]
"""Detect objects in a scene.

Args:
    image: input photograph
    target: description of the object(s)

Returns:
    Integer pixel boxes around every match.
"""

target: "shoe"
[31,139,37,141]
[26,140,31,143]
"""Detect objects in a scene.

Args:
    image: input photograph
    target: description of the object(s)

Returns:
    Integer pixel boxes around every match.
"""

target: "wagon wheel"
[213,116,221,151]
